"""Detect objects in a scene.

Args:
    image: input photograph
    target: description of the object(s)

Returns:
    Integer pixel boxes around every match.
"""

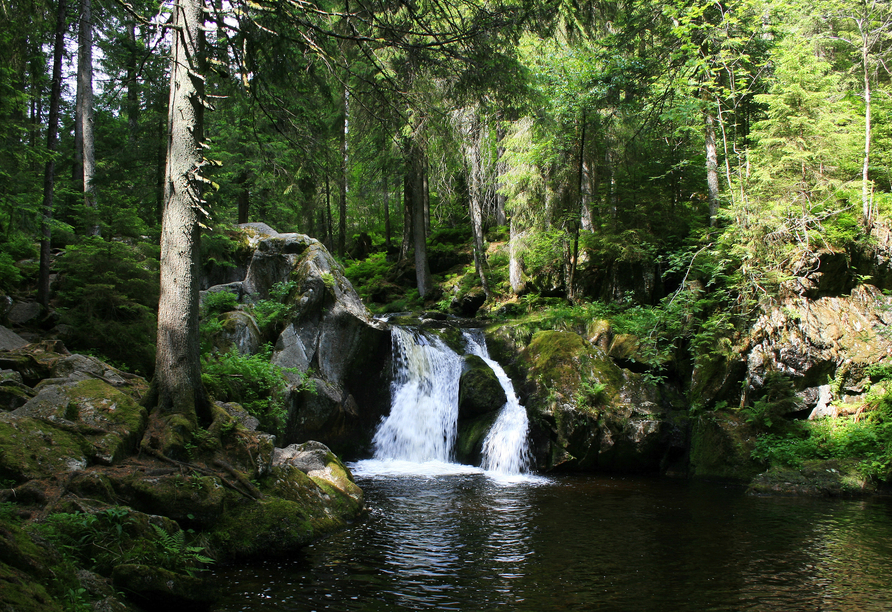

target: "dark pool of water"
[209,472,892,611]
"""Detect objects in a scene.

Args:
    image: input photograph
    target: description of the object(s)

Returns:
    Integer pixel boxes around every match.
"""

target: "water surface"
[210,472,892,611]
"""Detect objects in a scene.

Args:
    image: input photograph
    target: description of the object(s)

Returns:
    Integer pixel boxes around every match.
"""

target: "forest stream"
[208,325,892,612]
[209,471,892,612]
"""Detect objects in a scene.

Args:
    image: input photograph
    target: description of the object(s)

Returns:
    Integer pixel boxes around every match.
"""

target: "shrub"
[37,507,213,577]
[56,237,159,375]
[201,344,310,434]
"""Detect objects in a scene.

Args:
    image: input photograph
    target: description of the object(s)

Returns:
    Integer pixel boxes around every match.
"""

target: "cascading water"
[357,325,533,480]
[372,327,463,463]
[463,331,531,474]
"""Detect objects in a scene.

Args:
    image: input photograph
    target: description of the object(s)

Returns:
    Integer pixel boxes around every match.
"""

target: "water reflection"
[210,475,892,612]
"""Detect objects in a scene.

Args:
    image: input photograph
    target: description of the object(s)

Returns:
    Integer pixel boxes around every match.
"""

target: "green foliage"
[202,290,240,317]
[37,507,213,577]
[0,252,22,292]
[201,344,309,433]
[742,373,802,429]
[55,237,160,375]
[147,523,215,576]
[250,281,297,335]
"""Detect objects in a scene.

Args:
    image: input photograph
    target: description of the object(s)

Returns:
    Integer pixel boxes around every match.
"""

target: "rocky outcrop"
[501,329,672,472]
[0,342,365,611]
[200,225,391,456]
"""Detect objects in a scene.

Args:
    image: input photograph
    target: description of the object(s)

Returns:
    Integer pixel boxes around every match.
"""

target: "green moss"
[747,459,874,496]
[113,471,235,526]
[209,497,316,558]
[525,331,588,391]
[689,412,762,482]
[0,416,90,483]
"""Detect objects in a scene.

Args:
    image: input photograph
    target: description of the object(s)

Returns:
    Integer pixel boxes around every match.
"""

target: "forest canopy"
[2,0,891,346]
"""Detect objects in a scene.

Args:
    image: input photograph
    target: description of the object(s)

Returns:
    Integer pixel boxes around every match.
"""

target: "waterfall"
[463,331,531,474]
[372,327,463,462]
[359,325,532,479]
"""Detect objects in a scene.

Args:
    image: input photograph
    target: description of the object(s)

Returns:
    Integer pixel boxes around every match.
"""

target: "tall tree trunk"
[384,174,391,249]
[495,124,508,226]
[76,0,98,235]
[410,144,433,298]
[423,159,430,234]
[147,0,211,426]
[464,114,491,299]
[399,170,412,263]
[338,88,349,257]
[704,103,720,226]
[862,43,872,224]
[568,113,586,300]
[38,0,67,310]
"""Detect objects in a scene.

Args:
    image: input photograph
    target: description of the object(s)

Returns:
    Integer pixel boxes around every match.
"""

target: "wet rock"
[688,412,762,482]
[748,459,875,496]
[458,355,506,418]
[518,330,666,472]
[112,564,217,608]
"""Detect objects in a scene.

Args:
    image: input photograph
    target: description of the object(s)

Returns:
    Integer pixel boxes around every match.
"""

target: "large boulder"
[458,355,506,418]
[200,226,391,457]
[516,330,668,472]
[744,284,892,409]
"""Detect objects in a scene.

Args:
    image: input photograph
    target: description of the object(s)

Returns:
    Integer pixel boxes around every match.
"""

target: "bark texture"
[38,0,67,309]
[149,0,211,424]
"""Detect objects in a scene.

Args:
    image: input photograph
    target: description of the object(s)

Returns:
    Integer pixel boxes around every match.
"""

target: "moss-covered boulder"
[0,414,91,483]
[520,330,666,472]
[747,459,876,497]
[109,470,240,527]
[112,564,216,608]
[272,441,364,516]
[688,411,762,482]
[458,354,506,418]
[16,378,148,465]
[202,226,391,456]
[208,311,263,355]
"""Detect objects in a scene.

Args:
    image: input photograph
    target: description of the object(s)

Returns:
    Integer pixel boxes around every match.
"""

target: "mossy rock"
[0,414,91,483]
[689,411,762,482]
[208,497,317,559]
[13,379,148,466]
[0,514,72,612]
[110,471,238,527]
[0,561,65,612]
[747,459,875,497]
[458,355,506,418]
[607,333,639,360]
[523,331,588,393]
[262,462,362,525]
[454,411,499,466]
[112,563,217,608]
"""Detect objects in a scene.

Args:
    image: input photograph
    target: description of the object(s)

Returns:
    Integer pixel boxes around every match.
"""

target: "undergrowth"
[36,506,213,577]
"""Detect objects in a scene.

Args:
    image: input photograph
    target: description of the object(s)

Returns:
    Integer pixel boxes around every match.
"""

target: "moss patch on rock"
[747,459,875,497]
[689,411,762,482]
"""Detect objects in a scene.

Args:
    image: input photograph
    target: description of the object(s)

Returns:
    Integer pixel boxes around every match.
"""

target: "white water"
[371,327,462,463]
[357,326,534,481]
[463,331,531,475]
